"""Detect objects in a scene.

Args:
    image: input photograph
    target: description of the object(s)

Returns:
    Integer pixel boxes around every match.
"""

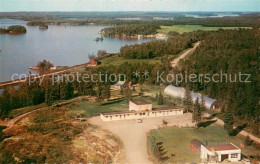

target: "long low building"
[100,99,184,121]
[164,85,219,110]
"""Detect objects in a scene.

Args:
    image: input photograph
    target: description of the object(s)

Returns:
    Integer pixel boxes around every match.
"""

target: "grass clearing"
[8,103,46,118]
[100,55,161,66]
[149,125,260,163]
[69,96,168,117]
[158,25,252,34]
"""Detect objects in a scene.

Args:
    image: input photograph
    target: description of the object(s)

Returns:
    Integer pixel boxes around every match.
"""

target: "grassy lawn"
[158,25,252,34]
[69,96,168,117]
[100,55,161,66]
[149,125,260,163]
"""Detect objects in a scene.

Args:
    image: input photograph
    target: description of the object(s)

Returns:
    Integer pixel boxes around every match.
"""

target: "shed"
[190,139,204,154]
[115,81,125,87]
[89,59,98,66]
[164,85,218,109]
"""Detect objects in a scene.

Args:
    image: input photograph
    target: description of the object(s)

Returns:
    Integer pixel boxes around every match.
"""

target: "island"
[39,24,48,30]
[0,25,27,34]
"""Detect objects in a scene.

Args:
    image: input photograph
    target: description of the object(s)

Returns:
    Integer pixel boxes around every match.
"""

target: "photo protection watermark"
[10,70,252,85]
[156,71,252,84]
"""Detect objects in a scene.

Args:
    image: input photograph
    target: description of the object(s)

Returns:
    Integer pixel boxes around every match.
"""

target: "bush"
[244,135,253,146]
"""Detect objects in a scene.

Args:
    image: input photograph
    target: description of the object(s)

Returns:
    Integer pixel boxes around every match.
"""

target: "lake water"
[0,19,150,82]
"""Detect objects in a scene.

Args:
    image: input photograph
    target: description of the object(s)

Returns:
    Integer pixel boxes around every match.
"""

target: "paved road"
[171,41,201,68]
[89,113,195,164]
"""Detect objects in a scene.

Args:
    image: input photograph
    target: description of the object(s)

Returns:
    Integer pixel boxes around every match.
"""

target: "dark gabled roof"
[191,139,204,148]
[130,99,151,105]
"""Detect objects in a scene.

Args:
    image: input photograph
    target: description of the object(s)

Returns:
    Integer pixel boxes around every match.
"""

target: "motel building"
[100,99,184,121]
[200,143,241,163]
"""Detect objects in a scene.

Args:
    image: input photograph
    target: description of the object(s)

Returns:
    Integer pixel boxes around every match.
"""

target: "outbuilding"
[190,139,204,154]
[200,143,241,163]
[164,85,219,109]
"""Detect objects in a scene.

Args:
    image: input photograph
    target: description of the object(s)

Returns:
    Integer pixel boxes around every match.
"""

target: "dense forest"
[1,12,258,27]
[177,29,259,120]
[102,24,160,37]
[119,34,194,59]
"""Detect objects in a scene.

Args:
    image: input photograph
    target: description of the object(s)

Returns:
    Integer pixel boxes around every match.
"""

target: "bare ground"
[89,113,195,164]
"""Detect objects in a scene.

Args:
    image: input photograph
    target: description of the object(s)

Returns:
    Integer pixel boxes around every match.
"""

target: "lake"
[0,19,151,82]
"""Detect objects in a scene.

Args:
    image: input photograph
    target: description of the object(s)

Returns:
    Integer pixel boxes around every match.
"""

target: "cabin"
[200,143,241,163]
[164,85,219,110]
[89,59,98,66]
[100,99,184,121]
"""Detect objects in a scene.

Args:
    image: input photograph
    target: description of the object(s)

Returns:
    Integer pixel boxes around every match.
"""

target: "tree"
[200,95,207,112]
[45,87,54,106]
[0,88,11,117]
[184,87,193,112]
[122,84,132,102]
[244,135,252,146]
[96,82,111,103]
[97,50,107,58]
[157,92,164,105]
[192,97,202,126]
[224,106,234,136]
[36,59,54,70]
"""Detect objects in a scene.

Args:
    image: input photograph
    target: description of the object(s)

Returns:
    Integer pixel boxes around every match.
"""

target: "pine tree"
[45,87,54,106]
[192,97,202,126]
[224,106,234,136]
[157,92,164,105]
[184,86,193,112]
[122,84,132,102]
[0,88,11,117]
[200,95,206,112]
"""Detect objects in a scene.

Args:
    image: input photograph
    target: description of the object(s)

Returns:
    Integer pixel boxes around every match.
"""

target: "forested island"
[101,24,160,38]
[0,25,26,34]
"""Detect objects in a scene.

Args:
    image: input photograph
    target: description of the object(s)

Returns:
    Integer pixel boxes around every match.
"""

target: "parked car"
[137,119,142,123]
[242,158,251,164]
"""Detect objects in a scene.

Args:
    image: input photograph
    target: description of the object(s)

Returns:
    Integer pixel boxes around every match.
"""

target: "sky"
[0,0,259,12]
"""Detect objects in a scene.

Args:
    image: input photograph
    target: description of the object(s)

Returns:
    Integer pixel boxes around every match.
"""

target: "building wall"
[101,109,183,121]
[129,101,152,112]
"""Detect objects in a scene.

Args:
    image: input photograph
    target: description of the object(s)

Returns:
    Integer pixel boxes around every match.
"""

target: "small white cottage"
[200,143,241,163]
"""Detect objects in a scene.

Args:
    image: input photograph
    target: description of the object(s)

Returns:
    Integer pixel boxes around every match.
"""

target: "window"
[231,154,238,158]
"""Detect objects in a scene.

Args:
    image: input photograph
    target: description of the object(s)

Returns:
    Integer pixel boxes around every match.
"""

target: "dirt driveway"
[89,113,195,164]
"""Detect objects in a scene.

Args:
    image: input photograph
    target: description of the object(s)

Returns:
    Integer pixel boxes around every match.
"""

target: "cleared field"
[158,25,252,34]
[149,125,260,163]
[100,55,161,66]
[8,103,46,118]
[69,96,167,117]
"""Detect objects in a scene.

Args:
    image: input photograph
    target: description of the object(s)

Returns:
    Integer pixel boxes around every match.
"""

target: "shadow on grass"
[157,142,170,161]
[197,120,217,128]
